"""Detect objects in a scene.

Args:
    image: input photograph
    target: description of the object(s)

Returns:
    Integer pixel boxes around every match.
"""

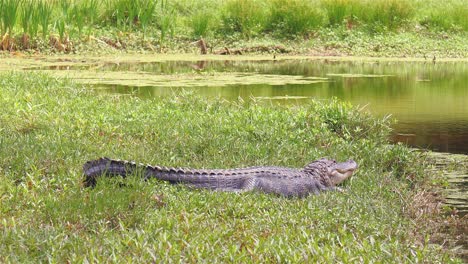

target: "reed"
[321,0,354,26]
[72,4,86,36]
[87,0,100,25]
[56,18,66,42]
[1,0,20,35]
[190,11,212,39]
[158,8,176,48]
[28,1,41,38]
[139,0,156,40]
[419,0,468,31]
[20,0,34,35]
[268,0,325,36]
[38,0,53,39]
[0,0,2,34]
[0,0,466,51]
[221,0,267,37]
[360,0,414,31]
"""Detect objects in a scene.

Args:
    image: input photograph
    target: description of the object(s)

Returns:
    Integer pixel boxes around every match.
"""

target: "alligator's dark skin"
[83,158,358,197]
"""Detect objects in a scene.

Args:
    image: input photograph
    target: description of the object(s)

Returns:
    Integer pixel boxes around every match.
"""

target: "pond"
[27,57,467,216]
[12,56,466,257]
[81,59,468,155]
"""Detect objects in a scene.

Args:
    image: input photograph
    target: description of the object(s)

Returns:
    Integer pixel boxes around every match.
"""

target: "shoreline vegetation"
[1,0,467,262]
[0,0,467,57]
[0,72,465,262]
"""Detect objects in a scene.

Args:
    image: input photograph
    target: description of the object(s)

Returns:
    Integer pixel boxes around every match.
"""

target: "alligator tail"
[83,157,245,189]
[83,157,142,187]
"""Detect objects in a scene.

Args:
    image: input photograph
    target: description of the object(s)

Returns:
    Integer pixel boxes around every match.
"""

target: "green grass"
[0,0,19,35]
[0,72,460,262]
[189,10,213,39]
[0,0,466,55]
[417,0,468,31]
[268,0,325,36]
[37,0,52,40]
[221,0,267,37]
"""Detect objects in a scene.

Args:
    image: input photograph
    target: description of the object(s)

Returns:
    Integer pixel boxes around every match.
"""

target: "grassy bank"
[0,0,467,57]
[0,72,461,262]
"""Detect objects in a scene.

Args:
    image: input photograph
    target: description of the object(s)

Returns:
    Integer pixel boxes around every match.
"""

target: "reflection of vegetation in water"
[86,59,468,121]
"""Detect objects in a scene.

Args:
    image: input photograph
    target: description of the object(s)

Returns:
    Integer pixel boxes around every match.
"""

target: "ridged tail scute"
[83,157,139,187]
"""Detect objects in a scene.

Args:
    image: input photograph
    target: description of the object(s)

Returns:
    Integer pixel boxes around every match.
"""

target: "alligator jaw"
[328,160,358,186]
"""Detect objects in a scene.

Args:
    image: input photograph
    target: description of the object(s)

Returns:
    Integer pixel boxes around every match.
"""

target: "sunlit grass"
[0,0,19,35]
[221,0,267,37]
[0,72,458,262]
[0,0,466,53]
[38,0,52,40]
[268,0,325,36]
[418,0,468,31]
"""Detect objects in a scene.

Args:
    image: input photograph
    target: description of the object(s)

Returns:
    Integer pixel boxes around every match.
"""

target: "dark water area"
[93,59,468,155]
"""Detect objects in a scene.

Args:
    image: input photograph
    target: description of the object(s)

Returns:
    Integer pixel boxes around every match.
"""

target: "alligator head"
[304,159,358,186]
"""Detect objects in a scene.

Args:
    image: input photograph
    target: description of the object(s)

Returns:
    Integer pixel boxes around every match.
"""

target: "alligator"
[83,158,358,197]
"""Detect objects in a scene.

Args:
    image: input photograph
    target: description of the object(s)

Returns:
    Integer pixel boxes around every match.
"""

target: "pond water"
[91,59,468,155]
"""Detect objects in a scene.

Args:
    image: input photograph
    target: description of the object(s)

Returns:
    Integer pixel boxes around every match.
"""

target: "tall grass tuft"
[357,0,414,31]
[0,0,2,34]
[20,0,34,35]
[56,18,66,42]
[321,0,355,26]
[1,0,20,35]
[28,1,41,39]
[158,8,176,48]
[268,0,326,37]
[221,0,267,37]
[38,0,53,39]
[139,0,156,40]
[19,0,36,48]
[321,0,414,31]
[419,0,468,31]
[189,11,213,39]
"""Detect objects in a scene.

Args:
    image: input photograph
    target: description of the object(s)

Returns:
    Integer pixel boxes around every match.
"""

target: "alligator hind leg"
[214,178,258,193]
